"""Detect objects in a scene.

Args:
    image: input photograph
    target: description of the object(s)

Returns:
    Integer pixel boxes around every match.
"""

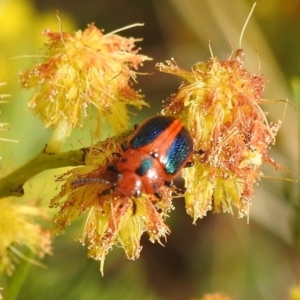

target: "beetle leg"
[120,143,127,152]
[131,200,137,215]
[99,185,115,196]
[164,180,174,187]
[134,189,142,198]
[194,149,205,155]
[112,152,122,158]
[184,161,194,168]
[171,186,186,197]
[107,165,119,173]
[154,191,162,199]
[164,180,187,196]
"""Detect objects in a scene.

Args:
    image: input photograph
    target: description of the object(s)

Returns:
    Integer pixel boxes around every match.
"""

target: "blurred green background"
[0,0,299,299]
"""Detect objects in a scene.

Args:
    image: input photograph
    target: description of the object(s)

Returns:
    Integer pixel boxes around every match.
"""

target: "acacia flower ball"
[157,55,282,221]
[0,198,51,275]
[19,23,151,133]
[51,137,173,275]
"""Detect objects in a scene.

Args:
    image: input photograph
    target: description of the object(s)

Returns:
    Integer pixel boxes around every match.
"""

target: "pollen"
[19,23,151,133]
[157,55,282,221]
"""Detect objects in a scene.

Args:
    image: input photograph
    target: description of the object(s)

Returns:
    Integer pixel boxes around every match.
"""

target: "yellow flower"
[157,55,282,222]
[51,137,172,275]
[0,197,52,275]
[19,23,151,134]
[290,283,300,300]
[199,293,233,300]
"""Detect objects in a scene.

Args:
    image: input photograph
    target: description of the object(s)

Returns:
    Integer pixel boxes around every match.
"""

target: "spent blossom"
[156,52,282,222]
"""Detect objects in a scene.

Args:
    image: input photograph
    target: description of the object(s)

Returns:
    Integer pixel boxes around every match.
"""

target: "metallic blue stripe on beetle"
[129,116,193,175]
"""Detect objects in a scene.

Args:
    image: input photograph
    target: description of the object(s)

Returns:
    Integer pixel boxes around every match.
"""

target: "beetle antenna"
[71,177,112,187]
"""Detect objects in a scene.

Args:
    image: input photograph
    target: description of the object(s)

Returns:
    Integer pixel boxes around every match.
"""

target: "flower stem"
[0,148,86,199]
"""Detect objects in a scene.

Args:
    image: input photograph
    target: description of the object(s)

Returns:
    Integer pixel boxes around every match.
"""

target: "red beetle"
[73,116,193,198]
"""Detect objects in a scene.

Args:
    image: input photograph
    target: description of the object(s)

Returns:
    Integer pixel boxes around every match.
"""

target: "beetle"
[73,115,193,198]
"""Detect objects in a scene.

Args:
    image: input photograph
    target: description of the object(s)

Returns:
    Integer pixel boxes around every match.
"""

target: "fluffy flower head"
[19,23,151,133]
[51,136,173,275]
[0,198,51,275]
[157,54,282,221]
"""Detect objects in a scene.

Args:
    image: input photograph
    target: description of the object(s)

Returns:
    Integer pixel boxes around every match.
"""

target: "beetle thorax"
[116,170,143,197]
